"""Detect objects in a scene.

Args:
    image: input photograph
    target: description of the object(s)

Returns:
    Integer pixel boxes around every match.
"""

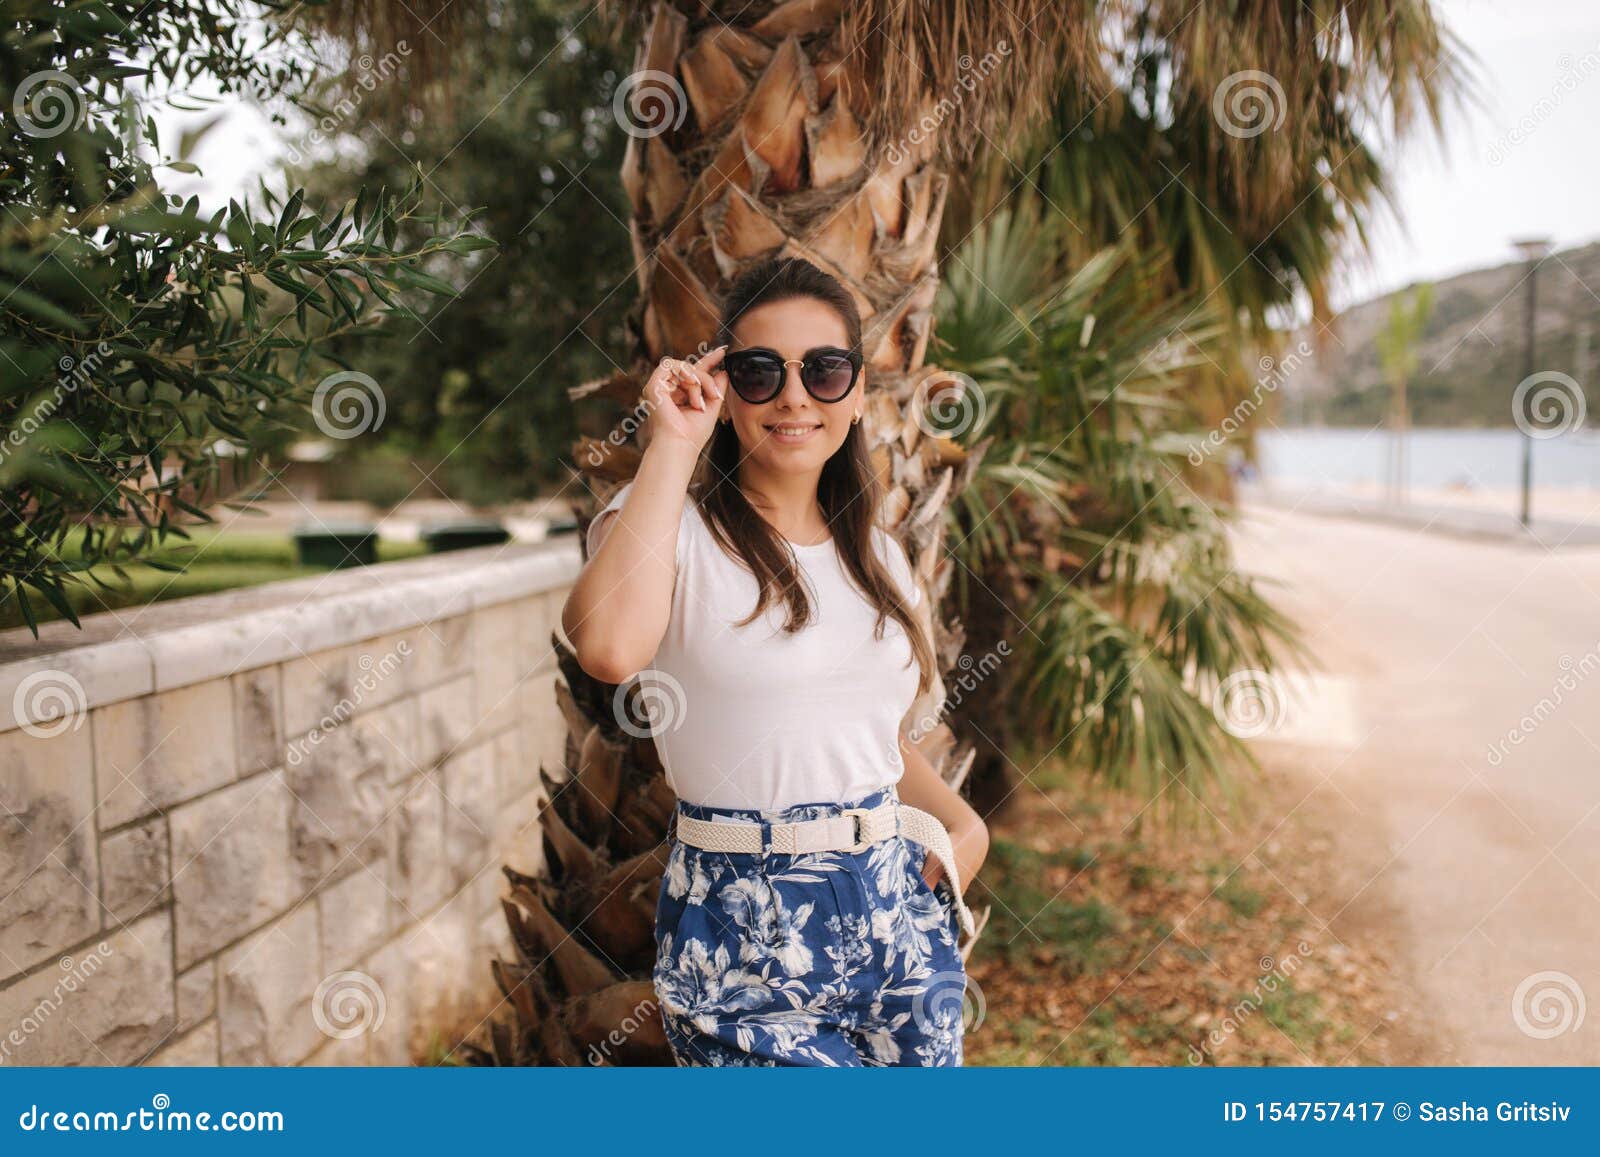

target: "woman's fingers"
[651,347,727,418]
[665,361,697,416]
[702,347,729,406]
[658,357,702,411]
[682,345,728,411]
[645,368,674,411]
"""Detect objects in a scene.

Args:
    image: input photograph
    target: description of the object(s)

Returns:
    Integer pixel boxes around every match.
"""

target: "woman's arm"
[561,439,699,684]
[561,348,727,685]
[895,728,989,895]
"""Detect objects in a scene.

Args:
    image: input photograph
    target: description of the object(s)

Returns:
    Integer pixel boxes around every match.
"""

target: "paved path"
[1240,481,1600,548]
[1228,501,1600,1063]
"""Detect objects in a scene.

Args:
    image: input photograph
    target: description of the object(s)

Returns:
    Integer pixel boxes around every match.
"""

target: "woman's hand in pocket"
[920,814,989,897]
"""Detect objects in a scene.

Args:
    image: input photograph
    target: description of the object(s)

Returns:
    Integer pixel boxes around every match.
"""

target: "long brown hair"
[690,257,935,700]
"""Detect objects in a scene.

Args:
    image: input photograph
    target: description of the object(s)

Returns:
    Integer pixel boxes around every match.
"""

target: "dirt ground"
[965,498,1600,1066]
[964,752,1439,1066]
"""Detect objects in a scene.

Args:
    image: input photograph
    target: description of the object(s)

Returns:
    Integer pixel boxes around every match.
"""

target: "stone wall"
[0,541,580,1066]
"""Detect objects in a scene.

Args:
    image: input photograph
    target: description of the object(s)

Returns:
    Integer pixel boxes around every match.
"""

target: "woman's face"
[724,296,864,475]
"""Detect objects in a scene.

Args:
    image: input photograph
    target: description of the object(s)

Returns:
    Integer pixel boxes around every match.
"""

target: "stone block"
[416,675,473,771]
[217,903,321,1065]
[407,613,472,690]
[177,961,215,1034]
[285,714,395,894]
[387,774,448,927]
[470,604,520,740]
[363,937,414,1067]
[146,1019,219,1066]
[0,723,99,974]
[279,645,350,741]
[0,913,172,1065]
[441,743,496,889]
[169,770,295,969]
[231,666,283,777]
[100,816,169,925]
[495,786,547,879]
[348,630,417,710]
[94,682,235,828]
[525,591,562,680]
[303,1026,369,1066]
[319,862,393,971]
[514,670,563,793]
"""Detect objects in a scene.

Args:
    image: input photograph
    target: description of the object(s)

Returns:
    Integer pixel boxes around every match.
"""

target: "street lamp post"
[1512,236,1553,530]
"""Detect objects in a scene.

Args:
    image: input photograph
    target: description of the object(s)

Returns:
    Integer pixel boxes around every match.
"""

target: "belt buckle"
[840,807,873,853]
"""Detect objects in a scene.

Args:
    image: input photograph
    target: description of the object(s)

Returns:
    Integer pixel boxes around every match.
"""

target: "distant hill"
[1278,240,1600,427]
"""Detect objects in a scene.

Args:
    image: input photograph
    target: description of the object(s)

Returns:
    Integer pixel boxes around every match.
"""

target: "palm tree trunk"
[476,0,992,1065]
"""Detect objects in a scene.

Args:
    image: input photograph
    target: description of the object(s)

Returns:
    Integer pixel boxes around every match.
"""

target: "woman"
[562,257,989,1067]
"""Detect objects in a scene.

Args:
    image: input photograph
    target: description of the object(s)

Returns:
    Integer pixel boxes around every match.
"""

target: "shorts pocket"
[903,839,960,939]
[903,839,940,899]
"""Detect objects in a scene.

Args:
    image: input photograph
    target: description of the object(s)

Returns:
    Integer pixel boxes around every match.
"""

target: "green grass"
[1189,982,1345,1065]
[976,998,1201,1066]
[965,782,1373,1066]
[418,1029,468,1067]
[1216,877,1267,919]
[1,528,430,630]
[970,838,1125,976]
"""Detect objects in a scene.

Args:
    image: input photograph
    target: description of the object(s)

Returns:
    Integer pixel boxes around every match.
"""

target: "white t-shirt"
[585,481,924,812]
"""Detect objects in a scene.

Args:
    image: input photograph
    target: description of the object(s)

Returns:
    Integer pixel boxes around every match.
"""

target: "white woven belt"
[673,800,977,941]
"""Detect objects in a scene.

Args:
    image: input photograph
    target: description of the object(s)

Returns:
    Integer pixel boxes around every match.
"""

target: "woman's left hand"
[921,813,989,897]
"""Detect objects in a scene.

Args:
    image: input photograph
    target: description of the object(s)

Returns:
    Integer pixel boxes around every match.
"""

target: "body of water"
[1256,428,1600,491]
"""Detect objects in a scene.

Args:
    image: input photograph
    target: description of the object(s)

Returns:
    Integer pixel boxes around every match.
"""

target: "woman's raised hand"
[643,345,728,452]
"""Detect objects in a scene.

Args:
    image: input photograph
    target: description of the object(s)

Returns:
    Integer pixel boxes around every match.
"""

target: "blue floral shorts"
[652,785,967,1066]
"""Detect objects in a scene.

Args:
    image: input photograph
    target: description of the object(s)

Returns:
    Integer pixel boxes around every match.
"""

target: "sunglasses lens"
[726,354,783,400]
[803,354,857,401]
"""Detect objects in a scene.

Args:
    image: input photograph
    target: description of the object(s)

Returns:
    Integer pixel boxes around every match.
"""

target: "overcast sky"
[1335,0,1600,307]
[163,1,1600,313]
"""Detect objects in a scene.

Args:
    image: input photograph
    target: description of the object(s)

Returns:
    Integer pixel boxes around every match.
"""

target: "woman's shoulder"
[594,477,701,518]
[584,477,704,559]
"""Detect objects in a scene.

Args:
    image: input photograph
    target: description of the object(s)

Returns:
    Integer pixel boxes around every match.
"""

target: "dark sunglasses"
[721,346,863,405]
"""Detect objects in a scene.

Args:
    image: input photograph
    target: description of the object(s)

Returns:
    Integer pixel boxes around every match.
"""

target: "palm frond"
[933,206,1311,819]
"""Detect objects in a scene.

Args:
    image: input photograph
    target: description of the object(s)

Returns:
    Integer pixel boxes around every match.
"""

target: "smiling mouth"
[765,423,822,439]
